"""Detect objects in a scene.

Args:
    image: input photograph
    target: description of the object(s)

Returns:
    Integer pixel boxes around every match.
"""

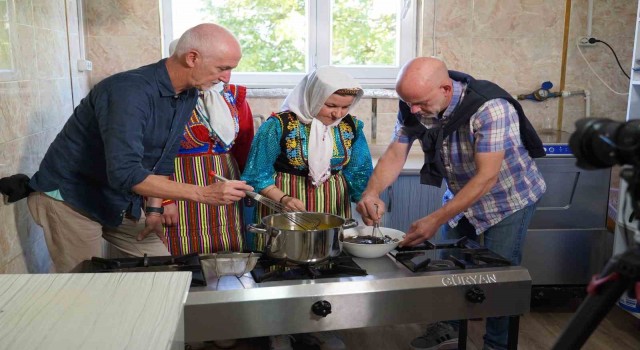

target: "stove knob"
[311,300,332,317]
[466,286,486,304]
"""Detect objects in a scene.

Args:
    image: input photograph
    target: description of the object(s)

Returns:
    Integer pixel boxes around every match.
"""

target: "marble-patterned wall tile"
[520,99,561,131]
[433,0,473,38]
[38,78,74,131]
[0,81,40,144]
[246,98,284,120]
[434,37,472,72]
[0,254,28,274]
[562,0,635,131]
[592,0,636,38]
[14,24,37,81]
[88,35,161,84]
[22,235,53,273]
[0,200,33,268]
[35,28,71,80]
[14,0,33,26]
[85,0,159,37]
[32,0,66,32]
[472,0,564,39]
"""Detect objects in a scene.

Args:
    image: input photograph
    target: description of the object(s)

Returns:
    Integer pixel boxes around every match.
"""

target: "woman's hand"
[282,196,306,211]
[162,203,178,226]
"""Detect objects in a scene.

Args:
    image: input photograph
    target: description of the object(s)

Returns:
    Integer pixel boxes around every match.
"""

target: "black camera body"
[569,117,640,224]
[569,118,640,169]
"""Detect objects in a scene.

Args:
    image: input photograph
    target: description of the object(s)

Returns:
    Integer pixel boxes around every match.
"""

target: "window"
[162,0,417,88]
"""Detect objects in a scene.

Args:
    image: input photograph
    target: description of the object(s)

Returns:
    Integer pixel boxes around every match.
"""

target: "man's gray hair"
[171,27,204,57]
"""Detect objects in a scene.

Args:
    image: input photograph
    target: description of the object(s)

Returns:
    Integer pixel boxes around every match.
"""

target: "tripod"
[553,168,640,349]
[552,246,640,349]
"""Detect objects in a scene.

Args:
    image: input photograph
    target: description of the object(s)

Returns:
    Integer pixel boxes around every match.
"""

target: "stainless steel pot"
[247,212,358,264]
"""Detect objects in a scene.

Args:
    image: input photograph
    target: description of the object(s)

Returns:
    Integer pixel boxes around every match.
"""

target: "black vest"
[272,111,357,177]
[400,70,546,187]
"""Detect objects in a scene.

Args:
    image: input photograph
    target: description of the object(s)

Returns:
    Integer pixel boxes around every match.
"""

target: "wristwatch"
[145,206,164,215]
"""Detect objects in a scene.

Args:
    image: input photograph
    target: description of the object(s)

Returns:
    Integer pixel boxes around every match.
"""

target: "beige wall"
[0,0,636,273]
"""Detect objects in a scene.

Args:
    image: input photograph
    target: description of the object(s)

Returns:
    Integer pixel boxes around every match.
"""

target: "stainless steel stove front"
[185,255,531,341]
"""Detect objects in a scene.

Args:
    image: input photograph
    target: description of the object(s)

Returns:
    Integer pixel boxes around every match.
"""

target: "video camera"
[569,118,640,169]
[551,118,640,349]
[569,118,640,222]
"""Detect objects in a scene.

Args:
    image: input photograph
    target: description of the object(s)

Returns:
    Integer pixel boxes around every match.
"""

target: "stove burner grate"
[390,237,512,272]
[251,254,367,283]
[80,253,207,287]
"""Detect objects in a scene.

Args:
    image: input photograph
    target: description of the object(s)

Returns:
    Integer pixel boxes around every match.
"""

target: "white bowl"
[342,227,405,258]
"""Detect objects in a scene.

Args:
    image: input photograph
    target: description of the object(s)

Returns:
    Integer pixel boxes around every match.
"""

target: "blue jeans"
[441,202,538,350]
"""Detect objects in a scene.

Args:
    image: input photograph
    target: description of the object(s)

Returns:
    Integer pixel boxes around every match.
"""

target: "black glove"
[0,174,33,203]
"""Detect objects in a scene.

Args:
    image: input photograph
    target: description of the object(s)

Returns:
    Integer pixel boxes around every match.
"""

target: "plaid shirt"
[394,80,546,234]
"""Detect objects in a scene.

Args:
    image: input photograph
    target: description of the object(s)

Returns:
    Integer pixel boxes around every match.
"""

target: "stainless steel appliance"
[184,238,532,348]
[524,130,613,288]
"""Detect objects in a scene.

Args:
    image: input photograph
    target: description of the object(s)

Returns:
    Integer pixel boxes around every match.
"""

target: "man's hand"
[137,212,169,247]
[400,214,439,247]
[202,180,253,205]
[162,203,178,226]
[356,193,385,226]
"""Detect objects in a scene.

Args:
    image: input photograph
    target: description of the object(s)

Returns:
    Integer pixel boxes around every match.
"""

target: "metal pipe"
[587,0,593,37]
[371,98,378,142]
[561,89,591,119]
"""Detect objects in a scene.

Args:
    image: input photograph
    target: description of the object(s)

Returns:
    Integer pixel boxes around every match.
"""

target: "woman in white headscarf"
[161,39,255,256]
[241,65,372,350]
[242,66,373,240]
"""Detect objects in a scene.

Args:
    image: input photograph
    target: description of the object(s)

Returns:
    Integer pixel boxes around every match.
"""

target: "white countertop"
[0,272,191,350]
[372,154,425,175]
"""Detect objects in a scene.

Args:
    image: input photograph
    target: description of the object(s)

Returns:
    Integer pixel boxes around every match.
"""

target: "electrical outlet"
[577,36,596,47]
[77,59,93,72]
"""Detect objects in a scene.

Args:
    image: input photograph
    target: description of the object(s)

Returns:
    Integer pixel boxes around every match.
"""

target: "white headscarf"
[169,39,235,146]
[281,66,363,186]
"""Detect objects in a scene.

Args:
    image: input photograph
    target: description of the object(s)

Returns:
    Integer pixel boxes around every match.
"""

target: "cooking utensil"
[342,227,405,258]
[199,252,261,277]
[370,204,384,243]
[209,171,320,230]
[247,212,358,264]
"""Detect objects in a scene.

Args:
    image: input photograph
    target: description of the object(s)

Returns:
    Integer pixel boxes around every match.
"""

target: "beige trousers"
[27,192,170,273]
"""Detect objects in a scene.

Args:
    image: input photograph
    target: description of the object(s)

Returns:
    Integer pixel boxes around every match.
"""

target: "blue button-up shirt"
[30,59,199,227]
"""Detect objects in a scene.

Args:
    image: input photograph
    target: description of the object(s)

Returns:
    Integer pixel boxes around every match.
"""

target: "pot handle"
[342,218,358,229]
[247,223,267,235]
[247,223,282,240]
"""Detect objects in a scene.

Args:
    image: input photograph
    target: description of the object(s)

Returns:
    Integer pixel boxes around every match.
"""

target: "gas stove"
[80,253,207,287]
[389,236,512,272]
[185,238,531,348]
[250,253,368,283]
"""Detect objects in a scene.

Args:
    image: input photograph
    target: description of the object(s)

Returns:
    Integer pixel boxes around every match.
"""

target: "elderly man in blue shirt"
[357,57,546,350]
[27,23,253,273]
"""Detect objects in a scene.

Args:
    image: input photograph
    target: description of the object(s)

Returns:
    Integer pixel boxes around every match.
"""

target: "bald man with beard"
[27,23,253,273]
[357,57,546,350]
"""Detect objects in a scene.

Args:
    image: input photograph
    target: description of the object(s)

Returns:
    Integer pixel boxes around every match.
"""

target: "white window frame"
[161,0,417,88]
